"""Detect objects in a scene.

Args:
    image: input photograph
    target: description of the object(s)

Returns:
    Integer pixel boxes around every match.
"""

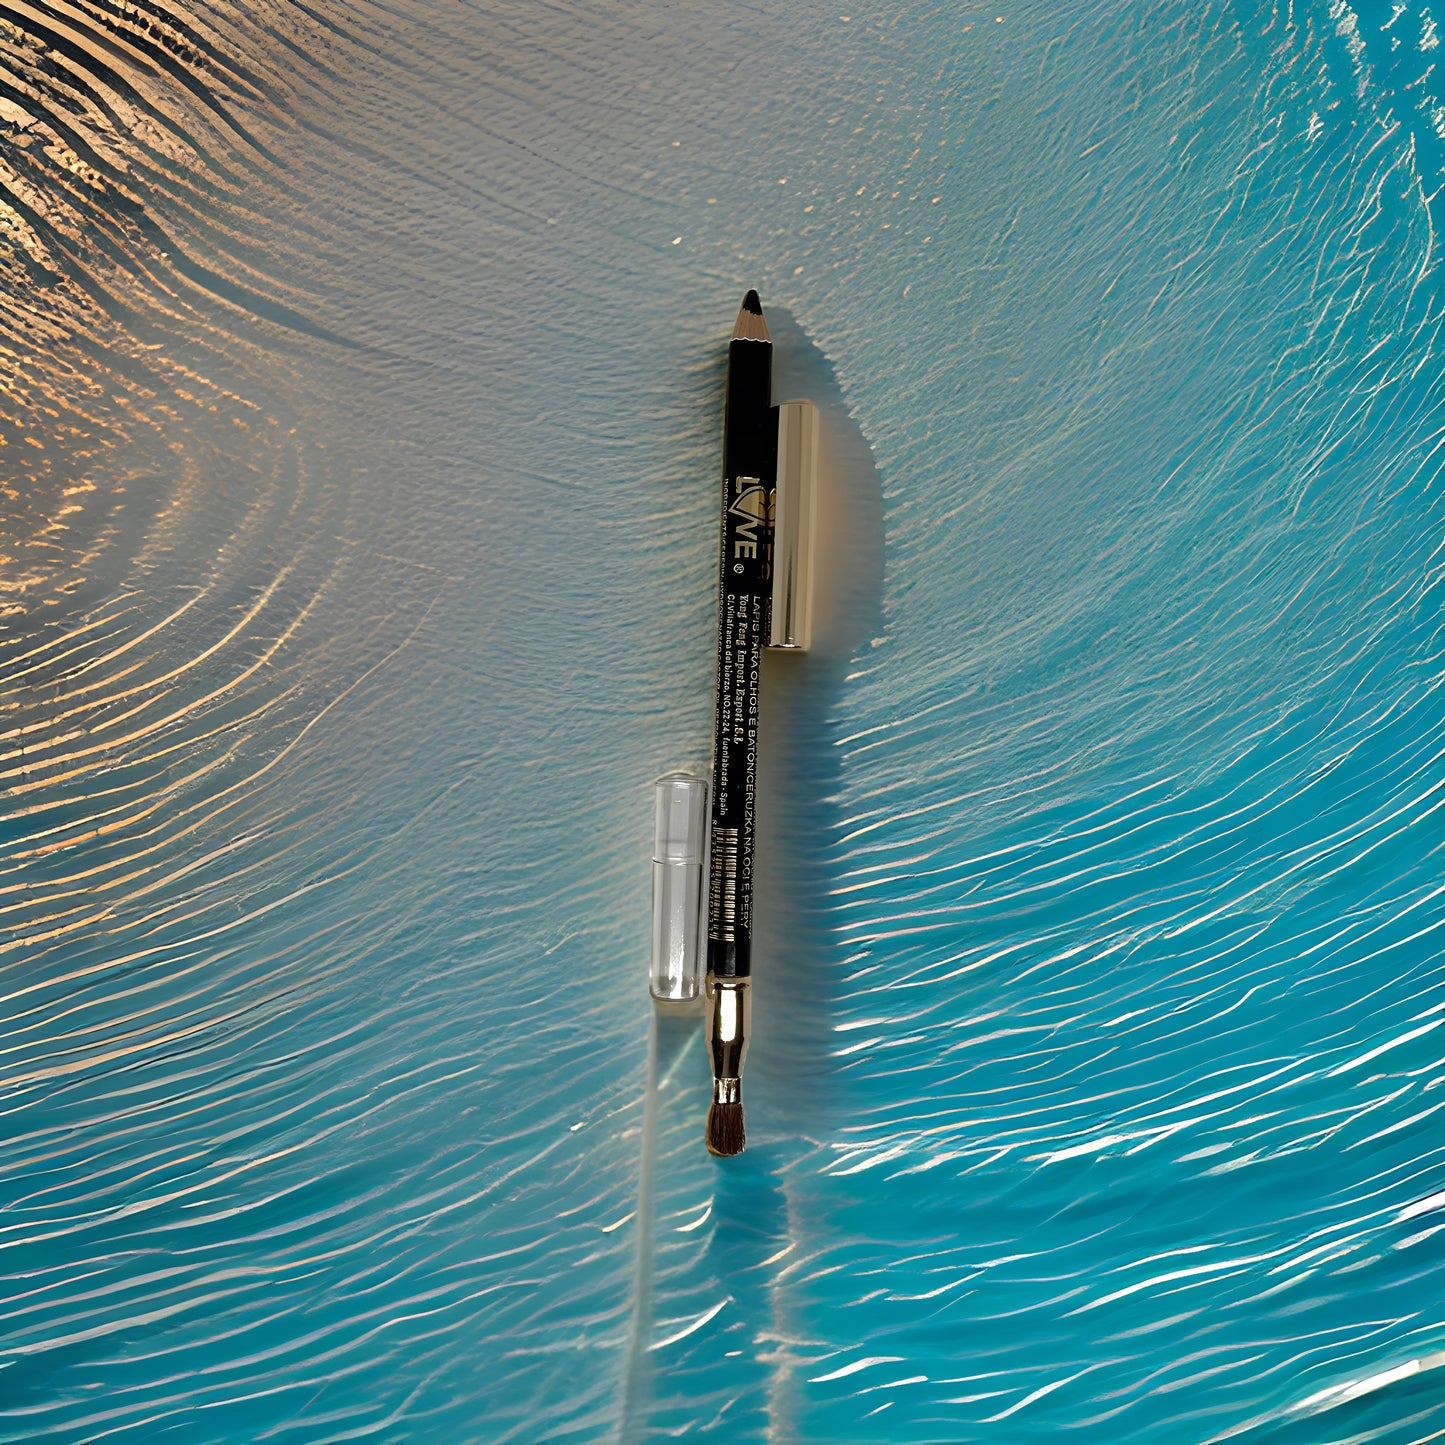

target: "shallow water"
[6,0,1445,1439]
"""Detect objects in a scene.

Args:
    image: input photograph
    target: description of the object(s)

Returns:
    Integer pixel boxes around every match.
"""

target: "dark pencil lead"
[742,288,762,315]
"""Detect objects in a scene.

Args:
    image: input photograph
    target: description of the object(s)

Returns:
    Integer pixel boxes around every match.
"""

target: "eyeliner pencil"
[705,289,774,1157]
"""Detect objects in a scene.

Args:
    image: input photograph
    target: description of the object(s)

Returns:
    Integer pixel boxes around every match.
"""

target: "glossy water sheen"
[5,1,1445,1440]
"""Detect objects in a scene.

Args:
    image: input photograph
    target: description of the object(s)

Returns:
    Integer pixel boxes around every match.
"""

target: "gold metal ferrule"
[705,973,750,1092]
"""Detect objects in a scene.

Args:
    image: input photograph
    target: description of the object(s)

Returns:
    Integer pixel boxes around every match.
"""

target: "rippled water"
[7,0,1445,1439]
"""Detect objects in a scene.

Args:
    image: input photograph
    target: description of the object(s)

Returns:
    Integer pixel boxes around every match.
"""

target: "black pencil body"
[707,309,774,982]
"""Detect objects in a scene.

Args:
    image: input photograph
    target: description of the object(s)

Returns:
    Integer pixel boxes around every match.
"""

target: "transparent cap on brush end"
[650,773,708,1012]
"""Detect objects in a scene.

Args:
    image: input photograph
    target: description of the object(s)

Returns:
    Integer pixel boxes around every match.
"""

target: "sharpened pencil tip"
[732,291,770,343]
[706,1099,746,1156]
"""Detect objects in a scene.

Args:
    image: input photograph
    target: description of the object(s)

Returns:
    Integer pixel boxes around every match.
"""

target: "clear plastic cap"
[654,773,708,865]
[650,773,708,1008]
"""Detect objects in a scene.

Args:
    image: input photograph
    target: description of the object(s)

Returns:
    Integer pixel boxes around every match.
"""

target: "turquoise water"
[6,0,1445,1438]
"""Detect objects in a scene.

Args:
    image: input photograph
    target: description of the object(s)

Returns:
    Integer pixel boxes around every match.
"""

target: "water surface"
[6,1,1445,1439]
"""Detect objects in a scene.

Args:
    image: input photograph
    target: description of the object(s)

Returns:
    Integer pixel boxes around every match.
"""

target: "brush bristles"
[706,1100,746,1157]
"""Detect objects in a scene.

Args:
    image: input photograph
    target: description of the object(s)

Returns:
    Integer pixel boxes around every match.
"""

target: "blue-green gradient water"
[6,0,1445,1439]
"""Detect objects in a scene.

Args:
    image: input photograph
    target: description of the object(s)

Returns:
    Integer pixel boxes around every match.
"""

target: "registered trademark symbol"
[733,563,743,573]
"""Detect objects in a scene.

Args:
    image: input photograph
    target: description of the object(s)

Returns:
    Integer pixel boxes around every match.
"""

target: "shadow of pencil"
[748,303,886,1149]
